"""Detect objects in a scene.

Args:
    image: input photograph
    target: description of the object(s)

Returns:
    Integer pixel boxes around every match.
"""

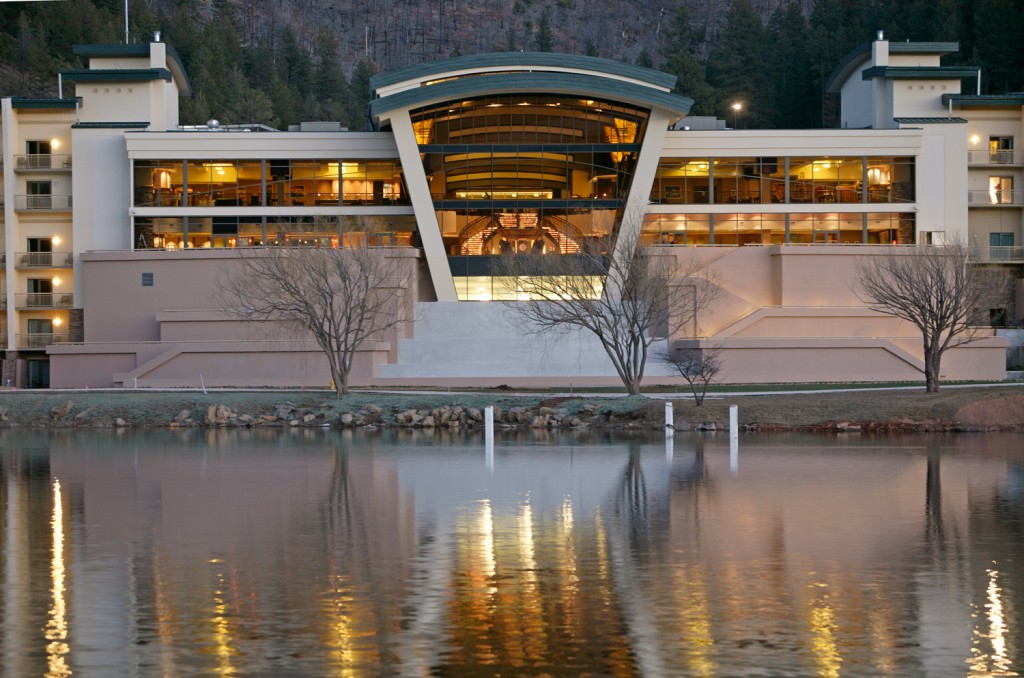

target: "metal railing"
[15,293,74,309]
[968,149,1023,166]
[13,194,73,211]
[13,154,73,170]
[13,252,73,268]
[970,246,1024,263]
[17,333,69,349]
[967,189,1024,206]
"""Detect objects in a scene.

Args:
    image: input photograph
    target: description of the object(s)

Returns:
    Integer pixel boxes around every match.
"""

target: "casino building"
[0,35,1016,388]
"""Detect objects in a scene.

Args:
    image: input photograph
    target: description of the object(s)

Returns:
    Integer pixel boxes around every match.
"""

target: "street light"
[731,102,743,129]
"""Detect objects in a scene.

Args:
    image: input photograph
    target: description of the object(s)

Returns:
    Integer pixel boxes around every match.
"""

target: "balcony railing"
[14,252,73,269]
[12,195,73,210]
[967,189,1024,206]
[968,149,1023,166]
[14,154,73,170]
[13,194,73,211]
[15,293,74,309]
[971,246,1024,263]
[17,333,69,349]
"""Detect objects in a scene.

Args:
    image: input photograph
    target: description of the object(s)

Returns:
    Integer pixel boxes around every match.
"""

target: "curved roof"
[825,41,959,93]
[370,71,693,124]
[371,52,677,92]
[72,43,192,96]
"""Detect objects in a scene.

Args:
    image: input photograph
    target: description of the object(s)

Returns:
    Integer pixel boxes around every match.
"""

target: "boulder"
[51,400,74,419]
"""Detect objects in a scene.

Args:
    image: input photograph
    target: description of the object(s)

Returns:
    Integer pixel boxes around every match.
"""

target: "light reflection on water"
[0,428,1022,676]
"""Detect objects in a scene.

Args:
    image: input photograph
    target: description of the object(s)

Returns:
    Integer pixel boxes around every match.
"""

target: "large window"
[133,215,418,250]
[409,94,650,292]
[642,212,911,245]
[652,156,915,205]
[133,159,408,207]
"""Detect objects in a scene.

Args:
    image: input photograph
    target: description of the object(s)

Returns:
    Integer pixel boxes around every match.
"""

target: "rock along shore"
[2,386,1024,433]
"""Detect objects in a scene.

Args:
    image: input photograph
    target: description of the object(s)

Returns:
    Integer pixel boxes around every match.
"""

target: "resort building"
[0,34,1016,389]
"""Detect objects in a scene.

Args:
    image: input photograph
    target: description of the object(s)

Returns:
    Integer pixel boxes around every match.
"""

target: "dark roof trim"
[61,68,173,84]
[825,41,961,93]
[371,52,676,92]
[942,93,1024,107]
[370,71,693,122]
[72,121,150,129]
[9,97,78,110]
[862,66,979,80]
[894,117,967,124]
[72,43,192,96]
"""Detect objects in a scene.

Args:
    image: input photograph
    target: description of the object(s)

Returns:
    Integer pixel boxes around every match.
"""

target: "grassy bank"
[1,384,1023,431]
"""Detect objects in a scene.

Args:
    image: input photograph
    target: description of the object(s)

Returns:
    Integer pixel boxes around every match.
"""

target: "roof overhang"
[371,52,676,95]
[9,97,78,110]
[942,93,1024,107]
[370,71,692,126]
[861,66,979,81]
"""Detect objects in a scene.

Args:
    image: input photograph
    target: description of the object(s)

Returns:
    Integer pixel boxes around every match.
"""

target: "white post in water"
[665,401,674,437]
[484,406,494,472]
[729,405,739,474]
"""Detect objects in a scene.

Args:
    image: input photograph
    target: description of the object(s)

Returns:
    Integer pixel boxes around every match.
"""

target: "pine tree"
[707,0,773,127]
[533,8,554,52]
[661,7,714,116]
[348,59,377,131]
[311,28,352,125]
[767,2,818,128]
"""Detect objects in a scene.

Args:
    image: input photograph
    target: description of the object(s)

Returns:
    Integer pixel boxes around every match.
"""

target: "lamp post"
[731,102,743,129]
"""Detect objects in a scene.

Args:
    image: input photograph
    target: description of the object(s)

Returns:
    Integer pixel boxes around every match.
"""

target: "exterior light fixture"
[53,235,62,246]
[53,317,63,327]
[52,277,62,286]
[51,138,61,150]
[970,134,980,145]
[731,102,742,129]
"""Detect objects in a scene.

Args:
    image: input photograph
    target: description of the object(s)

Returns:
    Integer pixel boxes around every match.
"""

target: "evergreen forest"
[1,0,1021,131]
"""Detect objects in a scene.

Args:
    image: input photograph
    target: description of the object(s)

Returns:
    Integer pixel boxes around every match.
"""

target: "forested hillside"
[1,0,1021,130]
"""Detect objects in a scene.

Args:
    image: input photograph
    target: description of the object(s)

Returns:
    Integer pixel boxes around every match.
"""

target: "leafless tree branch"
[499,228,720,394]
[218,234,412,394]
[854,237,1010,393]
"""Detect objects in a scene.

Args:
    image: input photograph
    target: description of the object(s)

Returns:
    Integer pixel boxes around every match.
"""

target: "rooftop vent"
[207,119,220,129]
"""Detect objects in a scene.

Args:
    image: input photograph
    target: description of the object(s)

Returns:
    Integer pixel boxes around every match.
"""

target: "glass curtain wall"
[134,216,418,249]
[133,160,408,208]
[651,157,915,206]
[409,93,650,300]
[642,212,910,245]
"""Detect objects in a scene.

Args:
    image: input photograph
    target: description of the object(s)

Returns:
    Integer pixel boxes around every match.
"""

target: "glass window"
[134,160,185,206]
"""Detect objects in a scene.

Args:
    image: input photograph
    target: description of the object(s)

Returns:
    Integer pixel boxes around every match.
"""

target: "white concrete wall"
[71,128,132,300]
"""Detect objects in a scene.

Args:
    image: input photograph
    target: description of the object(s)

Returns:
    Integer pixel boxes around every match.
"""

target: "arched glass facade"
[409,93,650,297]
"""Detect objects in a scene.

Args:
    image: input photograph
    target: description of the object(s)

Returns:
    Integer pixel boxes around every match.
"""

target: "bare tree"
[664,341,723,405]
[501,229,719,395]
[854,238,1009,393]
[218,238,412,395]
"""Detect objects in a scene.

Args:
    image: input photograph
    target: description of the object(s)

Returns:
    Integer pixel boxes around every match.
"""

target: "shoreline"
[2,385,1024,432]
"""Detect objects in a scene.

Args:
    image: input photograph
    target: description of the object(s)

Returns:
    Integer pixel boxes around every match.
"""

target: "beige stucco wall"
[50,244,1008,388]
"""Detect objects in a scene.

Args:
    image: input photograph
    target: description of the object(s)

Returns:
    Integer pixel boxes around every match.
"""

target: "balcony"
[13,194,73,211]
[17,333,69,349]
[971,246,1024,263]
[967,189,1024,207]
[14,154,72,171]
[15,293,74,309]
[968,149,1023,166]
[14,252,73,269]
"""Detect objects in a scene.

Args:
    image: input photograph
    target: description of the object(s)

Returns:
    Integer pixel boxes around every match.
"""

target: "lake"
[2,428,1021,676]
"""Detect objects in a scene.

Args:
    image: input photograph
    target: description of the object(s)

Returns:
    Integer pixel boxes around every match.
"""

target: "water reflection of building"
[2,430,1022,673]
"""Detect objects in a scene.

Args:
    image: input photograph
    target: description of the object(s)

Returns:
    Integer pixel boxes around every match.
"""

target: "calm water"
[1,428,1021,677]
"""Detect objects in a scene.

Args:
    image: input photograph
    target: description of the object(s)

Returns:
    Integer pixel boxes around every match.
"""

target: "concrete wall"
[50,244,1009,388]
